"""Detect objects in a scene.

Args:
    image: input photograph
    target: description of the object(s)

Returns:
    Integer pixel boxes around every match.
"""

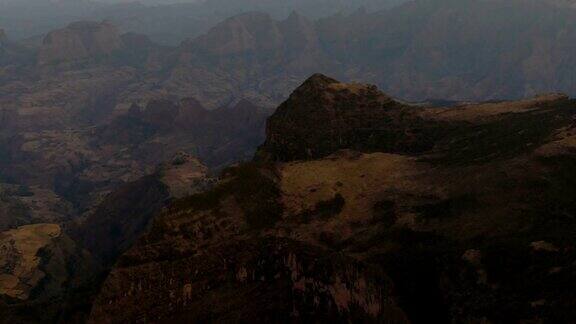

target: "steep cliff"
[76,153,210,266]
[38,21,125,65]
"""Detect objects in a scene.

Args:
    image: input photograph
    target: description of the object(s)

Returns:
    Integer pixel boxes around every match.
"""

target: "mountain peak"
[286,10,306,22]
[38,20,124,65]
[293,74,390,101]
[299,73,339,88]
[256,75,429,162]
[189,11,281,56]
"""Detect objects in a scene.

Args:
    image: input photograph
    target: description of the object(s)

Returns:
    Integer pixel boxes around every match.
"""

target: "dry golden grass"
[276,150,436,244]
[280,151,427,219]
[421,93,568,122]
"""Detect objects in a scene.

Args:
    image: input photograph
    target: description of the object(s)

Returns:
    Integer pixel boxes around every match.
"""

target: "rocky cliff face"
[75,153,210,266]
[170,11,338,108]
[89,161,410,323]
[161,0,576,107]
[90,75,576,323]
[256,74,434,162]
[0,151,212,323]
[38,21,125,65]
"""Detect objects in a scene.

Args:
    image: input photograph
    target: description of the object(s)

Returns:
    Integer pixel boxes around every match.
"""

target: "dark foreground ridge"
[88,75,576,323]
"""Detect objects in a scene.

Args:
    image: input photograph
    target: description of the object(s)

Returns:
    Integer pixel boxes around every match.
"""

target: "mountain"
[168,11,338,108]
[3,3,576,321]
[89,75,576,323]
[256,74,432,161]
[3,2,576,220]
[0,20,272,322]
[0,18,269,219]
[0,0,405,44]
[0,183,74,232]
[323,0,576,101]
[0,151,213,323]
[0,0,101,40]
[6,0,576,139]
[0,92,267,215]
[130,0,576,110]
[92,97,269,169]
[38,21,125,65]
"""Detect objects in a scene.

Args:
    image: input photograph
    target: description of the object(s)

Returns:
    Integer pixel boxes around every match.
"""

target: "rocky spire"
[279,10,319,54]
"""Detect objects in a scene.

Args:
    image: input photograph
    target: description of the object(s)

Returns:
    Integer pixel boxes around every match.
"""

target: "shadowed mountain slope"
[90,75,576,323]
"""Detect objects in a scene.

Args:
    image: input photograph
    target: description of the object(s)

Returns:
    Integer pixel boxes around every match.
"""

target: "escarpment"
[90,75,576,323]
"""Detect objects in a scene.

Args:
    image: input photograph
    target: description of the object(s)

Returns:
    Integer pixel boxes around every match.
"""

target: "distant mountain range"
[159,0,576,105]
[0,0,406,43]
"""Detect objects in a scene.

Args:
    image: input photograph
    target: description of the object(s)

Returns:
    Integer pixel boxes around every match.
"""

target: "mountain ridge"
[88,74,576,323]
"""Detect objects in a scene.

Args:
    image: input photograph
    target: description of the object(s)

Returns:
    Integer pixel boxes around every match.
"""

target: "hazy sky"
[94,0,202,3]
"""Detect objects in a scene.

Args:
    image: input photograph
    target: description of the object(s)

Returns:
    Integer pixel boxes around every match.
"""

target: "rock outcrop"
[257,74,433,161]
